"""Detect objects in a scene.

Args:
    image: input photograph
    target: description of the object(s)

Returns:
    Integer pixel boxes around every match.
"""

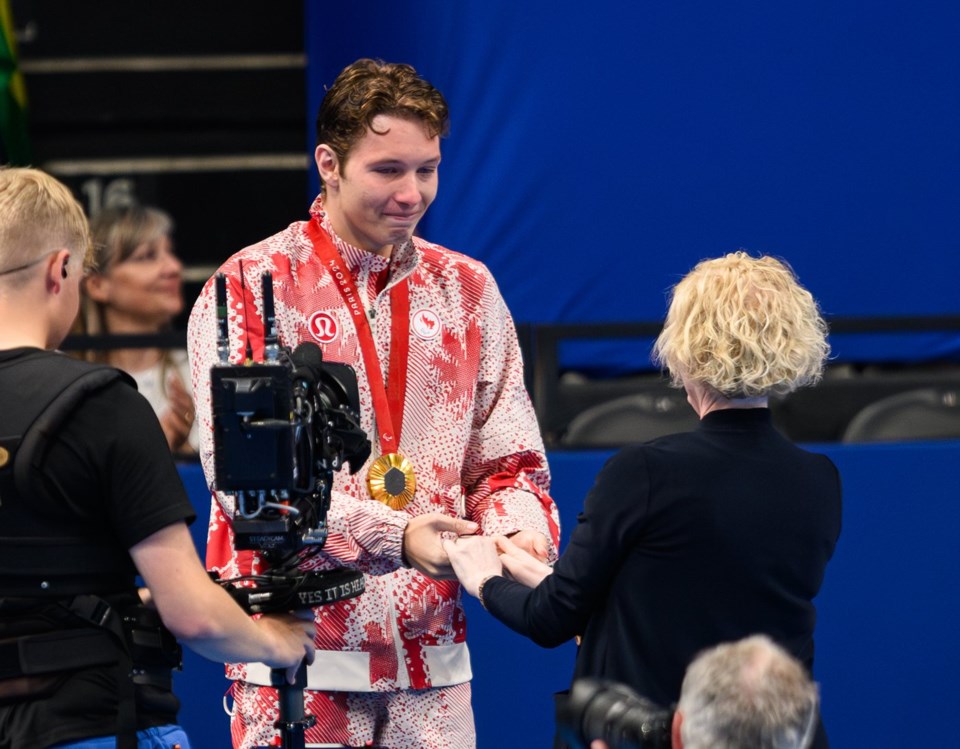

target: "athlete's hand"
[504,529,550,562]
[402,513,479,580]
[496,535,554,588]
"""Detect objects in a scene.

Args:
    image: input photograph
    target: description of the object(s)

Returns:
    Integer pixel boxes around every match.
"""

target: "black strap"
[131,667,174,691]
[0,596,139,748]
[0,629,118,679]
[0,352,134,592]
[219,568,366,614]
[16,362,132,490]
[67,595,140,749]
[0,349,132,505]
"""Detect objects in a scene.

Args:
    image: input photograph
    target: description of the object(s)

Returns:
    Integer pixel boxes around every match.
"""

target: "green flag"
[0,0,31,165]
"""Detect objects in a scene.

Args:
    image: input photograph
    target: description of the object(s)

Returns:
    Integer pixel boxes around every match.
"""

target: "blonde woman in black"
[445,252,840,749]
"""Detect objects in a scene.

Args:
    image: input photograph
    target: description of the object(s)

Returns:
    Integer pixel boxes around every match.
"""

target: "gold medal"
[367,453,417,510]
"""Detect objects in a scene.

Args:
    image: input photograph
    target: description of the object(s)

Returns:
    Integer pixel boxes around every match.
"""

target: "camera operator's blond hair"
[0,166,91,285]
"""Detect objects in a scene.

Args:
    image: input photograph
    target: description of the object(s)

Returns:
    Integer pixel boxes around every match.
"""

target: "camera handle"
[267,662,315,749]
[265,661,386,749]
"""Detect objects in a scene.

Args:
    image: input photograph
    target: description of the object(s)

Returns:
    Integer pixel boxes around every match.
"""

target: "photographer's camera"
[558,678,673,749]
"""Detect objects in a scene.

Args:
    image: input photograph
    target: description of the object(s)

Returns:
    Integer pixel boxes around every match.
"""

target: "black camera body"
[558,678,674,749]
[211,352,370,552]
[211,361,296,495]
[209,271,371,555]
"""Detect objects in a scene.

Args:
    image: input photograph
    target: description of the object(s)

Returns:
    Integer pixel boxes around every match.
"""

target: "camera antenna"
[262,271,279,362]
[236,260,255,364]
[215,273,230,364]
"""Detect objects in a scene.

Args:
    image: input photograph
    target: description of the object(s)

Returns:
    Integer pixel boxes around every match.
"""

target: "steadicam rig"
[208,271,374,747]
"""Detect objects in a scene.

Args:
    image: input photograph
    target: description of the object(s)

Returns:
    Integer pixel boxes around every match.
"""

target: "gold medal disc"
[367,453,417,510]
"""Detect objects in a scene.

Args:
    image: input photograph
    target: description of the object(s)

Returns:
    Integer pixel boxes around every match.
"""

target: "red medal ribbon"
[305,217,409,454]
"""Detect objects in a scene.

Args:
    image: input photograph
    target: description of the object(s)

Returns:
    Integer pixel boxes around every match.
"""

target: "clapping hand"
[159,374,195,453]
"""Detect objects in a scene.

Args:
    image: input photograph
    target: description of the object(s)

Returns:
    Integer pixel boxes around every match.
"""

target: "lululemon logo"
[309,311,340,343]
[412,309,441,340]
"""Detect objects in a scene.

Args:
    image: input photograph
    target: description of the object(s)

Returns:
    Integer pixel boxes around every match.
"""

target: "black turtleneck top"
[484,407,841,743]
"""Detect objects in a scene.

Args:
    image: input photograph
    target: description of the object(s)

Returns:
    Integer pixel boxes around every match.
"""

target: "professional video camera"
[207,270,371,615]
[557,678,674,749]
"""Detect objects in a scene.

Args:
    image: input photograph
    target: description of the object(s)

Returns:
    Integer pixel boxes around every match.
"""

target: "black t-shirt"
[0,348,197,749]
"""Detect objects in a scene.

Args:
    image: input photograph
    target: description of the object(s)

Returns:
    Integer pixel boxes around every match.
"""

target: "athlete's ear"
[315,144,340,190]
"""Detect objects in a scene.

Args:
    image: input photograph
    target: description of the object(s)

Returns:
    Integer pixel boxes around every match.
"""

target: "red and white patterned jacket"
[188,197,559,692]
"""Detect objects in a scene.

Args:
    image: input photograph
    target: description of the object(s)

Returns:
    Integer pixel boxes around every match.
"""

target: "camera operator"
[444,253,840,748]
[0,167,315,749]
[583,636,818,749]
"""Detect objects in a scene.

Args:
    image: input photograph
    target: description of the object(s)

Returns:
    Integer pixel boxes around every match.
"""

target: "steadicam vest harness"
[0,352,135,594]
[0,351,181,748]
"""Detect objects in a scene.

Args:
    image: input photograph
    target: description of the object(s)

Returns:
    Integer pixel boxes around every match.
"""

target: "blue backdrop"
[168,7,960,744]
[176,439,960,748]
[304,1,960,352]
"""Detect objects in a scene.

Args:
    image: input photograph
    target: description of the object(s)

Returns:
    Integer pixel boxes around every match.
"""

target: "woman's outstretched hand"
[441,535,502,597]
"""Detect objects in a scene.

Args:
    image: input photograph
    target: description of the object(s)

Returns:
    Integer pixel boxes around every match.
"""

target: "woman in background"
[444,252,841,748]
[82,205,197,455]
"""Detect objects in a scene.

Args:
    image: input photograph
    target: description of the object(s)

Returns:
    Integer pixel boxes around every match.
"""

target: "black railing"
[61,331,188,353]
[64,314,960,447]
[526,315,960,446]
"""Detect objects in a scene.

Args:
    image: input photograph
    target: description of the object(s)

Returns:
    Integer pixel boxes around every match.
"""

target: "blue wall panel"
[303,1,960,346]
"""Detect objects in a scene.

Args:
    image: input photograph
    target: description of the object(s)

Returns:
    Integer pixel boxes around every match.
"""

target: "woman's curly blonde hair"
[652,252,830,398]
